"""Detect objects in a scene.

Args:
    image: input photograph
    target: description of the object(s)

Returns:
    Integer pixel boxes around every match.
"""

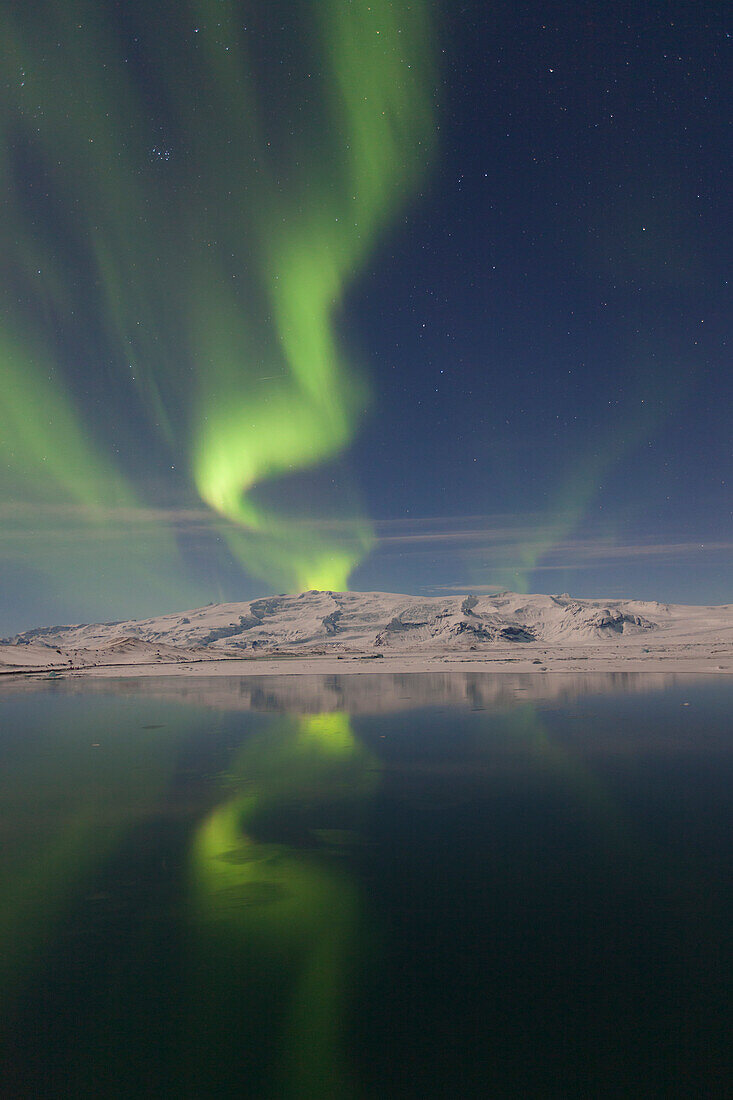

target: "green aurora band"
[0,0,436,606]
[472,353,688,593]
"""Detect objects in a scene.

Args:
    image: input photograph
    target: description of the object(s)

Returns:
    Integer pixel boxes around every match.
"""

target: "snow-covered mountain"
[5,589,732,657]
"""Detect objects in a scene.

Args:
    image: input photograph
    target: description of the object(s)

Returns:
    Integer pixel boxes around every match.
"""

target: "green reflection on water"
[0,697,204,1008]
[189,712,377,1098]
[3,678,704,1097]
[506,703,632,850]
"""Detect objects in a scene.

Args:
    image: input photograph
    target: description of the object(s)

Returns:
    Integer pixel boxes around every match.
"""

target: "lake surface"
[0,673,730,1098]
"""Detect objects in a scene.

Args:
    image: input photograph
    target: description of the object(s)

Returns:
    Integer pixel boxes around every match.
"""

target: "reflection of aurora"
[186,701,648,1095]
[502,703,633,854]
[0,691,640,1029]
[0,698,203,1010]
[189,713,377,1098]
[3,686,722,1097]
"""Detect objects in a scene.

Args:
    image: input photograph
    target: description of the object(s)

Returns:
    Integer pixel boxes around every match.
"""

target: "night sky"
[1,0,730,633]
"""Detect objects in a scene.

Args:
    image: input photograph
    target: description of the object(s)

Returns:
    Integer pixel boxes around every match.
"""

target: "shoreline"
[2,642,731,680]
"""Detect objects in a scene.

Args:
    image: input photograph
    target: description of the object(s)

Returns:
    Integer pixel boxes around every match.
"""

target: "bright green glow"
[296,712,358,756]
[189,712,377,1095]
[188,282,373,592]
[191,0,435,589]
[0,1,436,608]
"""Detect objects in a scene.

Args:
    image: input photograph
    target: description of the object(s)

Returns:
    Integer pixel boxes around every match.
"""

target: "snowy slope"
[4,589,732,659]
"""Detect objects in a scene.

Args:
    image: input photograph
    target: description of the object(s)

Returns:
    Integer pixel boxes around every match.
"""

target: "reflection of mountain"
[6,590,732,661]
[22,669,707,715]
[2,679,730,1095]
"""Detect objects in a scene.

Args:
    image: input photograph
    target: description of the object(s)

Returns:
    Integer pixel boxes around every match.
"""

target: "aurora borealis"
[0,0,730,630]
[0,0,434,621]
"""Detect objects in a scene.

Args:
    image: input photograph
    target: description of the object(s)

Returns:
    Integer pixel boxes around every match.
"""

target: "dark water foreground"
[0,674,730,1098]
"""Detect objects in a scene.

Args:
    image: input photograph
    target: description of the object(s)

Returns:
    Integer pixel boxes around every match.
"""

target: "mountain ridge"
[5,589,732,656]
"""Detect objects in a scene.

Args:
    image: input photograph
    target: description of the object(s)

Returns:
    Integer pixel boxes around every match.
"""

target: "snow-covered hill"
[4,589,732,660]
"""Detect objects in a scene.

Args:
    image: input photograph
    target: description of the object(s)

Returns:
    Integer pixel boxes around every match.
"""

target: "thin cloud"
[2,503,730,570]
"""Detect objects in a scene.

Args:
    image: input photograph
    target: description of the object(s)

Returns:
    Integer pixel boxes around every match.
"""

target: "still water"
[0,673,730,1098]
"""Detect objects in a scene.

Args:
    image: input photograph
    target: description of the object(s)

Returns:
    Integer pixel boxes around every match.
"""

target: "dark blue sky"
[0,0,730,632]
[347,0,730,602]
